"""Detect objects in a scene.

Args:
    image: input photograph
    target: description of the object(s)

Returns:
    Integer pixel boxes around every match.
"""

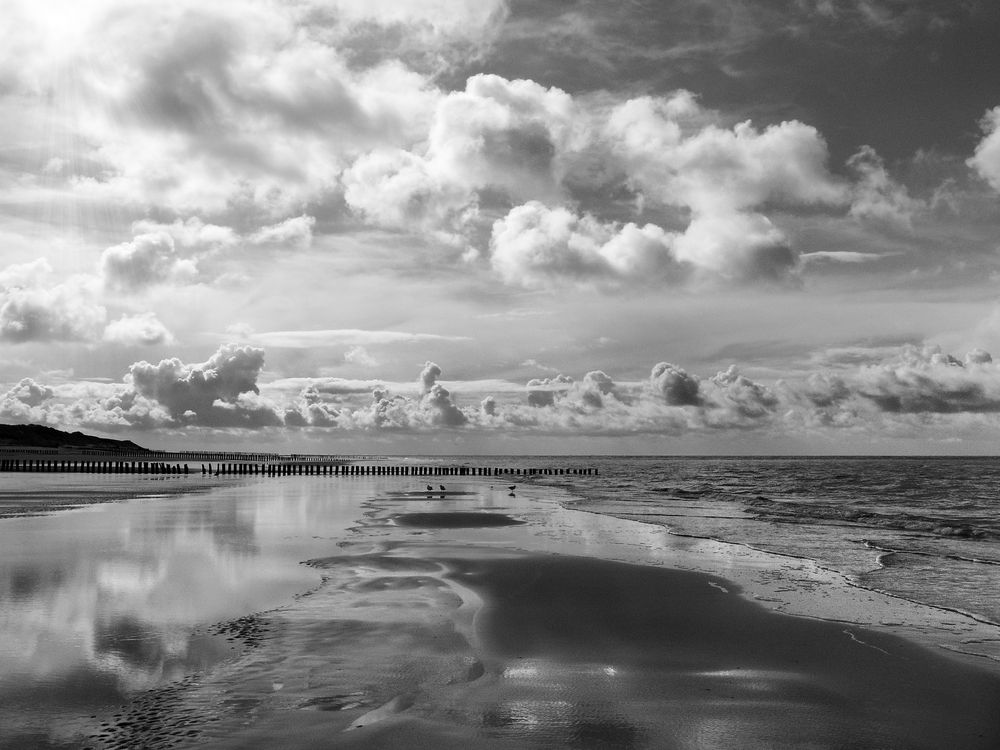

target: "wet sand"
[4,476,1000,748]
[189,500,1000,749]
[201,552,1000,749]
[445,553,1000,749]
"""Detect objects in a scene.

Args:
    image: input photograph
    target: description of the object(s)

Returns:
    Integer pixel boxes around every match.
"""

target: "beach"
[2,467,1000,748]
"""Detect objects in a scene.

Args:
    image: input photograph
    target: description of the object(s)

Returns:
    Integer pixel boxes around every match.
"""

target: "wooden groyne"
[0,457,597,477]
[198,464,597,477]
[0,458,190,475]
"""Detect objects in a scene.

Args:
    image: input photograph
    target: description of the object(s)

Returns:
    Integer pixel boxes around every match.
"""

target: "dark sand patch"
[440,553,1000,749]
[392,512,524,528]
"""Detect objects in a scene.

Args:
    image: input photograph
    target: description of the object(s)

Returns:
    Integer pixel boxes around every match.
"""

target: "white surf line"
[568,495,1000,627]
[863,538,1000,567]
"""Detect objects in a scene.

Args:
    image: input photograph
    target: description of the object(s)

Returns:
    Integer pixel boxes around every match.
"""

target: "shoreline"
[534,474,1000,668]
[568,499,1000,662]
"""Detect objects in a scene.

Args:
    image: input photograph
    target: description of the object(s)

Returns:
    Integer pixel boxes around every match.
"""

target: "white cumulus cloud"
[489,202,681,288]
[103,313,174,346]
[969,107,1000,194]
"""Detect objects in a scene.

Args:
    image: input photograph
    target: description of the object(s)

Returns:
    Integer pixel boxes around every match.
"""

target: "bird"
[426,484,433,491]
[439,484,446,491]
[508,484,516,496]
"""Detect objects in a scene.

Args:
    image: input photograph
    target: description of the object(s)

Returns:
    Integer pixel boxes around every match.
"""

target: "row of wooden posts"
[0,458,597,477]
[200,464,597,477]
[0,459,189,474]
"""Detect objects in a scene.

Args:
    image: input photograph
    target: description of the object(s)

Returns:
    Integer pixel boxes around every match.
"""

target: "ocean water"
[526,456,1000,639]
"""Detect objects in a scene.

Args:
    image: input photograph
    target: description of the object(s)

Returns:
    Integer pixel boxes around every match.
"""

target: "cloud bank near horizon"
[5,343,1000,448]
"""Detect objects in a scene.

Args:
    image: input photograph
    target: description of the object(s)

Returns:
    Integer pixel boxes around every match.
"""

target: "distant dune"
[0,423,146,452]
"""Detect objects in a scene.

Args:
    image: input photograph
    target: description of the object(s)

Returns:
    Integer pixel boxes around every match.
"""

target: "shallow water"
[0,475,358,747]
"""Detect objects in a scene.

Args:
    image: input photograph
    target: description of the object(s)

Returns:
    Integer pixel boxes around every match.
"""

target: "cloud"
[526,374,574,407]
[0,271,106,343]
[671,211,795,282]
[796,345,1000,419]
[419,361,442,393]
[129,217,240,253]
[9,0,441,217]
[100,233,199,292]
[606,96,848,213]
[341,80,854,287]
[342,148,477,240]
[800,251,887,265]
[489,202,682,288]
[417,360,466,425]
[103,313,174,346]
[97,215,318,294]
[304,0,510,72]
[5,377,55,407]
[323,0,509,41]
[294,360,469,429]
[427,75,580,203]
[0,258,55,289]
[0,378,56,422]
[522,358,559,373]
[344,345,378,368]
[248,329,470,348]
[248,216,316,248]
[578,370,615,408]
[342,73,582,243]
[16,343,1000,439]
[705,365,780,423]
[422,382,468,426]
[600,95,851,284]
[481,395,497,416]
[969,106,1000,194]
[848,145,924,229]
[128,344,282,426]
[851,345,1000,414]
[650,362,701,406]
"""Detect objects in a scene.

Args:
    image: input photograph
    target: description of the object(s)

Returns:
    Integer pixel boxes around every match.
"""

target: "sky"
[3,0,1000,454]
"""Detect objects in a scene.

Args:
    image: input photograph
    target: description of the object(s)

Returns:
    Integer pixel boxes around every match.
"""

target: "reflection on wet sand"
[0,476,362,747]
